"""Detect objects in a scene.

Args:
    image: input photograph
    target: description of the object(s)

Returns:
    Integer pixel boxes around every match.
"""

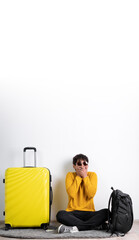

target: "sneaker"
[58,224,79,234]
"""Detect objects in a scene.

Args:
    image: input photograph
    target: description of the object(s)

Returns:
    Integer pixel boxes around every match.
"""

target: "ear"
[73,164,76,170]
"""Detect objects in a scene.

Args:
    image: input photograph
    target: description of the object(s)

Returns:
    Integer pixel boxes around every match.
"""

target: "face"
[73,159,88,172]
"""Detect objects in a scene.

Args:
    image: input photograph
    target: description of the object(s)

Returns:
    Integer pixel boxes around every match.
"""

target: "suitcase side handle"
[23,147,37,167]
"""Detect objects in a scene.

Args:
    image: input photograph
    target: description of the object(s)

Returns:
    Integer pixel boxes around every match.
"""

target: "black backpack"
[108,187,133,236]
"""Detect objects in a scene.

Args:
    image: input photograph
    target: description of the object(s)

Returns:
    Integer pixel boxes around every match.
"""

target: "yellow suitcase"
[4,147,52,229]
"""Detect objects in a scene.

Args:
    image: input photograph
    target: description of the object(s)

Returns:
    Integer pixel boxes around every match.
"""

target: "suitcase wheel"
[41,223,48,230]
[5,224,11,231]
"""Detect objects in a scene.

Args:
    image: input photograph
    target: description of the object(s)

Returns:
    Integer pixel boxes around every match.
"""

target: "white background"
[0,1,139,221]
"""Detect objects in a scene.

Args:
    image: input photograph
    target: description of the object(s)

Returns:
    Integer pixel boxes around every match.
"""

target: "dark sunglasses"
[76,160,88,166]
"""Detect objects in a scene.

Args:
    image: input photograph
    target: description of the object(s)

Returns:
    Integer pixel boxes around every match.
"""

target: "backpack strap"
[108,187,118,233]
[108,187,114,231]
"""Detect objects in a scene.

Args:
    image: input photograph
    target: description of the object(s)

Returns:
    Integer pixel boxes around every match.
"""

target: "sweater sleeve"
[66,172,82,198]
[83,172,97,199]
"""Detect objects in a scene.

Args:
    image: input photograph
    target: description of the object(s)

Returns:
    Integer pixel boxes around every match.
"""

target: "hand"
[76,166,88,178]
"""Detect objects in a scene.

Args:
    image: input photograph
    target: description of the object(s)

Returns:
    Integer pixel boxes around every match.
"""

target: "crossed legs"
[56,209,108,231]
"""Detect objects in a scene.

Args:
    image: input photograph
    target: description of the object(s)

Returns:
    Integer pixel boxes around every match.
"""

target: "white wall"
[0,1,139,221]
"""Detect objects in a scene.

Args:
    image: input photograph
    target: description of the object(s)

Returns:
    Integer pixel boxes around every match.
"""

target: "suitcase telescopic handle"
[24,147,37,152]
[23,147,37,167]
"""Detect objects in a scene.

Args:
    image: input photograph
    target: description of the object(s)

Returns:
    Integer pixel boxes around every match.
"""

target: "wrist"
[83,175,87,178]
[76,173,82,178]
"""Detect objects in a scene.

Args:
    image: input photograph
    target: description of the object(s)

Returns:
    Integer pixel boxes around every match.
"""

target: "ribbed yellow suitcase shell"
[5,167,50,227]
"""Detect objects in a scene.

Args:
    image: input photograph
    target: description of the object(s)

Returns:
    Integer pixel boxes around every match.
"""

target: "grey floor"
[0,220,139,240]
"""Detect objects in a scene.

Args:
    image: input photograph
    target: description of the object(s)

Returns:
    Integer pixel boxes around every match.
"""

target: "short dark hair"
[73,154,89,165]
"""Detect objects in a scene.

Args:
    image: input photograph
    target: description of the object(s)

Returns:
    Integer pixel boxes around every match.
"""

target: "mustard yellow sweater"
[65,172,97,212]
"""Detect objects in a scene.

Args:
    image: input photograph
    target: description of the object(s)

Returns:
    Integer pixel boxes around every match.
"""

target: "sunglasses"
[76,160,88,166]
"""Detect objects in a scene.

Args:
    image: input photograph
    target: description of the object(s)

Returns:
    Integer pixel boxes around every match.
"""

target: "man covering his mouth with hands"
[56,154,108,234]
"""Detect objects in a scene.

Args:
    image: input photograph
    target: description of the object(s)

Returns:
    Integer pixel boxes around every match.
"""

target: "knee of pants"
[103,208,109,219]
[56,210,66,222]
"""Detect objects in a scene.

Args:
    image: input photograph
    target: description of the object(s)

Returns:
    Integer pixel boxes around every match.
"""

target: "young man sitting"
[56,154,108,233]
